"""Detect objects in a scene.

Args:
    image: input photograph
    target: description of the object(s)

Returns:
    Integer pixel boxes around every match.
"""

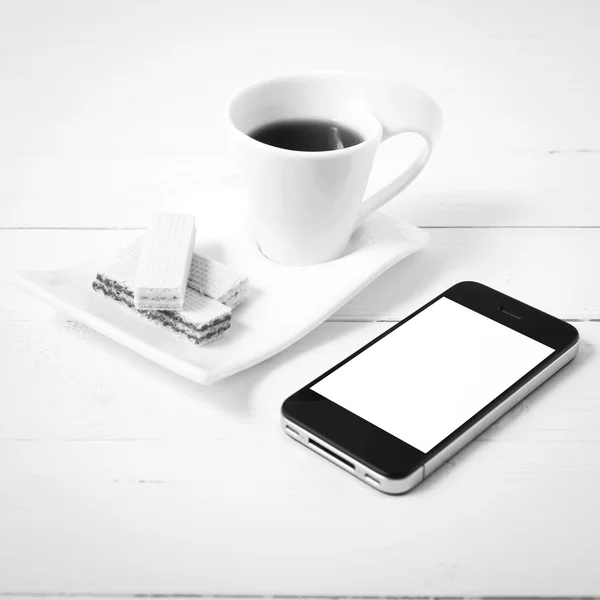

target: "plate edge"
[9,270,214,385]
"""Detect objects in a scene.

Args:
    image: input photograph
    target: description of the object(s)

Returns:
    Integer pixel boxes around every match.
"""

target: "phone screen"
[311,297,554,453]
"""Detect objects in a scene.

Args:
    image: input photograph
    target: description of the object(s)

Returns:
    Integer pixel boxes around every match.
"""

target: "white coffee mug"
[228,72,442,266]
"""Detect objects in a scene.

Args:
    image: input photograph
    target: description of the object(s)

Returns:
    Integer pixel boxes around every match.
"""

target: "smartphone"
[281,281,579,494]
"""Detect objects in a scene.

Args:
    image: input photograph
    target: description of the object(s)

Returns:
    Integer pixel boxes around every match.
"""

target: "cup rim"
[226,71,382,159]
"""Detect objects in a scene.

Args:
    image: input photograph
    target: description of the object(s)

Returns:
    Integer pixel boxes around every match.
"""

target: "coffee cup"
[228,72,442,266]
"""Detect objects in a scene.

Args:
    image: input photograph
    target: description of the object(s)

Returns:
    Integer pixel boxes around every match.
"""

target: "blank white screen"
[312,297,554,452]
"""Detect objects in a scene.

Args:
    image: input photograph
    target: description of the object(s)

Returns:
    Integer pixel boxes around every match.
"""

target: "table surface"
[1,1,600,597]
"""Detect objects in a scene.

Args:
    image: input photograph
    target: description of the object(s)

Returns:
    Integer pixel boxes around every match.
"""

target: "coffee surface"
[249,119,363,152]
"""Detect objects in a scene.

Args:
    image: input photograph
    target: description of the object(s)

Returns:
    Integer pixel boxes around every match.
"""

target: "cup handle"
[357,81,443,222]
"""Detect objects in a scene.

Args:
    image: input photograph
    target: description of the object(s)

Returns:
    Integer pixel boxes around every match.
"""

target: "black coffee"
[249,119,363,152]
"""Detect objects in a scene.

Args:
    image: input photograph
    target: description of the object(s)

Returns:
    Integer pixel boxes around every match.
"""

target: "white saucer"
[11,213,428,384]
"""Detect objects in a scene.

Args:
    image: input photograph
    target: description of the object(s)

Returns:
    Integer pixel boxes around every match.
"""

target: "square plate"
[11,213,427,384]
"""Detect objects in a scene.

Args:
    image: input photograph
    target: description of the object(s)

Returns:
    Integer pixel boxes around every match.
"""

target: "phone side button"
[285,425,299,438]
[364,474,381,487]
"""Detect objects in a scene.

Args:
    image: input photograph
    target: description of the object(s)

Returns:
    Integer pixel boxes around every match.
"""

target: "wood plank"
[2,228,599,322]
[0,319,597,595]
[3,151,600,228]
[2,0,600,228]
[2,0,599,156]
[2,1,600,596]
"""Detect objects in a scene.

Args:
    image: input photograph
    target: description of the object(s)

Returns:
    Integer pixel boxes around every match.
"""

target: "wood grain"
[2,1,600,229]
[2,228,599,322]
[3,151,600,228]
[1,0,599,597]
[2,0,599,155]
[0,320,597,595]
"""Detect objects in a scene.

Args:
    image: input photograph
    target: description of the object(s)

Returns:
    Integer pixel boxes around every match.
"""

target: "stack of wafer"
[92,213,248,346]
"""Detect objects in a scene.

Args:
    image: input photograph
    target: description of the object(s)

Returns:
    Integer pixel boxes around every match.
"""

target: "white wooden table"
[1,1,599,597]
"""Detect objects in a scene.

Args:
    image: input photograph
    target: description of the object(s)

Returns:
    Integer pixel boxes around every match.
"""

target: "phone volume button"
[364,474,381,486]
[285,425,299,438]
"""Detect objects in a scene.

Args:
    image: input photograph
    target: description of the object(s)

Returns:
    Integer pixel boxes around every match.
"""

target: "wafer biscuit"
[134,212,196,310]
[187,255,248,308]
[125,235,248,309]
[94,241,231,345]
